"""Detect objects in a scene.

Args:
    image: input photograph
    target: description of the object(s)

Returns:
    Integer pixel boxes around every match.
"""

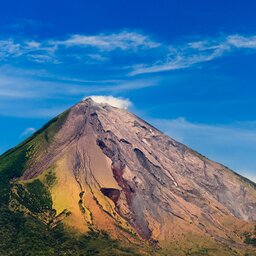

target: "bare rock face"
[19,98,256,252]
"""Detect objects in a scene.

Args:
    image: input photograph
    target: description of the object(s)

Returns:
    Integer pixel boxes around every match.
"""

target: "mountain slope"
[1,98,256,255]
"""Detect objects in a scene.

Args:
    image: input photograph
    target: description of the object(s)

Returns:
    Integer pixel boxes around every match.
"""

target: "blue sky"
[0,0,256,182]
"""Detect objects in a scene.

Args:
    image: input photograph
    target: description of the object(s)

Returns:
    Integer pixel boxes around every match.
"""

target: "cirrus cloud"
[2,31,256,76]
[54,31,160,51]
[129,34,256,75]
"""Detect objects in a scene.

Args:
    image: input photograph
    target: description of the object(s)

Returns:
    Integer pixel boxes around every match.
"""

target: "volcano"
[1,98,256,255]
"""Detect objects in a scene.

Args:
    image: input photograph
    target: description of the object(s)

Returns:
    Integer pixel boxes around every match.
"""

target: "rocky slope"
[1,98,256,255]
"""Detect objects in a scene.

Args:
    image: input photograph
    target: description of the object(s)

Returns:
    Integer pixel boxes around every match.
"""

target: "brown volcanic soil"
[20,98,256,253]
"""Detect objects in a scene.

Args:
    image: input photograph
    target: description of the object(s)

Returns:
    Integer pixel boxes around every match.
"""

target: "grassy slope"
[0,207,140,256]
[0,110,69,204]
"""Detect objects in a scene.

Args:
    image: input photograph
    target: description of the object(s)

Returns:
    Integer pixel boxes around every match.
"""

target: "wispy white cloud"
[227,35,256,48]
[151,117,256,143]
[87,53,108,62]
[20,127,36,137]
[1,31,256,72]
[0,38,57,63]
[129,34,256,75]
[54,31,160,51]
[0,39,22,59]
[84,95,132,109]
[0,30,160,65]
[0,65,158,100]
[0,65,156,117]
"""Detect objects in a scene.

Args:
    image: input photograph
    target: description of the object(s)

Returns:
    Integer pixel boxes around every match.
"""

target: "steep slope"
[1,98,256,255]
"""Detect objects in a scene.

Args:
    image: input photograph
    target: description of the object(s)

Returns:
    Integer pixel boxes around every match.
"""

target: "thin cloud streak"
[154,117,256,142]
[0,66,158,100]
[129,34,256,75]
[0,30,160,64]
[53,31,160,51]
[1,32,256,75]
[0,66,158,118]
[0,38,56,63]
[20,127,36,137]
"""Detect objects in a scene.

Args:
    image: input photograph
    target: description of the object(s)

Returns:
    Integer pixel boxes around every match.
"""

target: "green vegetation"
[187,248,212,256]
[0,110,69,205]
[11,179,52,214]
[244,226,256,246]
[0,207,140,256]
[115,223,137,238]
[44,167,57,187]
[38,110,69,143]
